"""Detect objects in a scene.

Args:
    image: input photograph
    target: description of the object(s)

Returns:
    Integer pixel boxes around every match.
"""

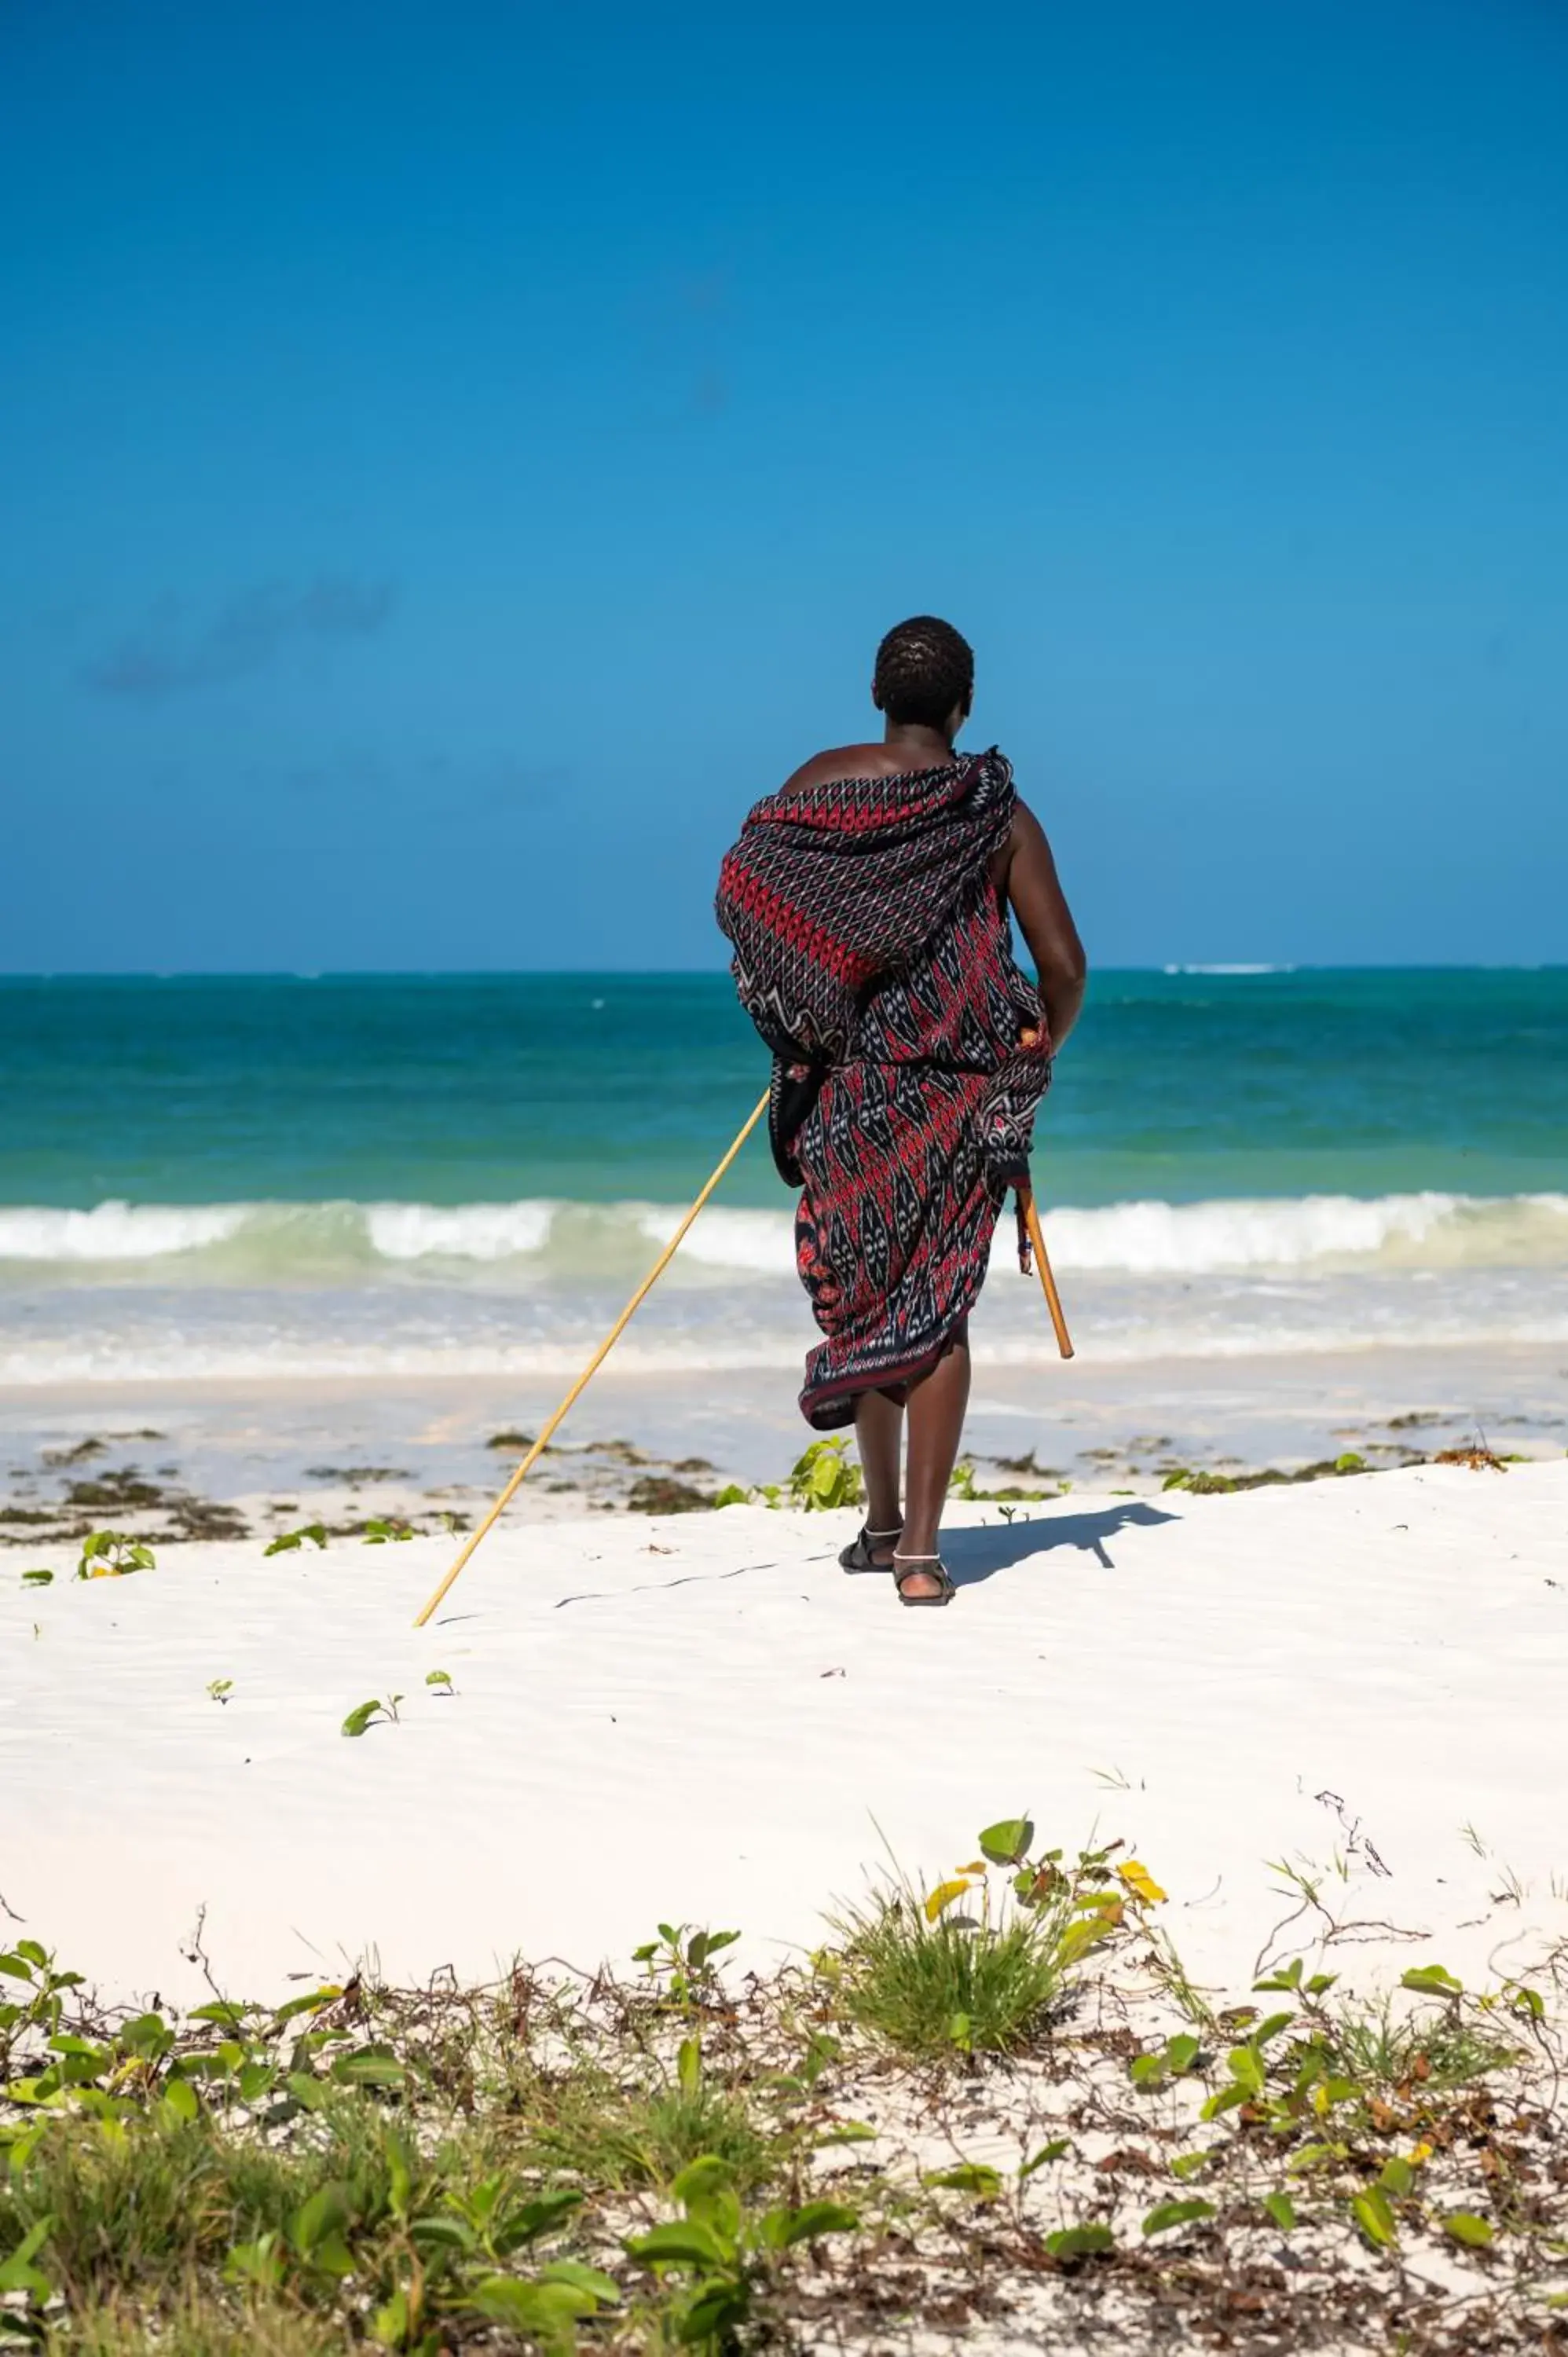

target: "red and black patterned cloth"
[716,749,1052,1428]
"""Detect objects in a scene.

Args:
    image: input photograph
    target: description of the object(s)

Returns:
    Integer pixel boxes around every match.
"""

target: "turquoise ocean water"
[2,970,1565,1386]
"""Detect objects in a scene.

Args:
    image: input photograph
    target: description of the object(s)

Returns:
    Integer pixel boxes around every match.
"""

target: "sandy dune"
[5,1460,1566,2011]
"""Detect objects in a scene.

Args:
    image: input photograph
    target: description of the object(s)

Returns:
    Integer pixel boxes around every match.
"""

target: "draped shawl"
[716,748,1050,1189]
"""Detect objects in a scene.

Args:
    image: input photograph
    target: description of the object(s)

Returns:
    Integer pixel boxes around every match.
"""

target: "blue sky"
[3,0,1564,971]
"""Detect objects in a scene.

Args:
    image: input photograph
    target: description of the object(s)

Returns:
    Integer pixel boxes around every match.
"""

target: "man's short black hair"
[873,615,974,728]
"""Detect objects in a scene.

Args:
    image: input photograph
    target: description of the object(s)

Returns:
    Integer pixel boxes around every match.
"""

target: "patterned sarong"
[716,750,1053,1427]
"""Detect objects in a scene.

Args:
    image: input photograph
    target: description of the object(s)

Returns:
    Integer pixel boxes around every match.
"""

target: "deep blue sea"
[2,970,1565,1386]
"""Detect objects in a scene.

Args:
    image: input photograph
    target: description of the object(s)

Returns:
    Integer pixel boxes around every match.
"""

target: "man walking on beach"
[716,617,1086,1606]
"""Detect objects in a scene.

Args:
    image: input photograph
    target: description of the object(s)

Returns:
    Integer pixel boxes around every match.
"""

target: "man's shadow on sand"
[944,1501,1178,1587]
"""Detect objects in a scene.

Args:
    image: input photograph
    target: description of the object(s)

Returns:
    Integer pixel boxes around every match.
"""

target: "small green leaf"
[291,2184,347,2253]
[978,1815,1035,1865]
[1351,2186,1398,2249]
[1132,2030,1202,2085]
[1401,1963,1463,1996]
[1059,1912,1115,1966]
[383,2124,414,2217]
[331,2043,405,2088]
[1020,2139,1070,2178]
[223,2233,285,2291]
[537,2258,623,2302]
[272,1985,340,2025]
[49,2032,106,2061]
[0,2216,55,2297]
[120,2011,172,2058]
[368,2288,410,2347]
[1227,2044,1266,2098]
[924,2162,1003,2201]
[1142,2198,1215,2237]
[1045,2223,1116,2260]
[265,1521,327,1556]
[1443,2212,1494,2249]
[159,2077,200,2124]
[670,2155,732,2209]
[1171,2151,1213,2181]
[1262,2191,1296,2231]
[494,2188,584,2250]
[816,2119,877,2146]
[471,2276,601,2333]
[1379,2155,1415,2198]
[682,2280,749,2343]
[759,2200,859,2249]
[291,2182,355,2274]
[626,2220,728,2269]
[425,1668,454,1692]
[21,1568,53,1586]
[341,1699,385,1738]
[409,2216,473,2255]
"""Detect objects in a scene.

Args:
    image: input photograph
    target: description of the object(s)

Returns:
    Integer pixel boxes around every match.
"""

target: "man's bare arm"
[1002,798,1087,1050]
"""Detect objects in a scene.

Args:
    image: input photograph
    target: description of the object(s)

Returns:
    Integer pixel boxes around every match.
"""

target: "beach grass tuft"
[822,1823,1141,2059]
[829,1884,1071,2059]
[1312,1990,1519,2096]
[46,2285,343,2355]
[507,2053,777,2195]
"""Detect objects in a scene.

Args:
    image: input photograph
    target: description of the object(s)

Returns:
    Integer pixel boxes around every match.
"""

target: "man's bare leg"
[852,1388,904,1565]
[897,1336,971,1596]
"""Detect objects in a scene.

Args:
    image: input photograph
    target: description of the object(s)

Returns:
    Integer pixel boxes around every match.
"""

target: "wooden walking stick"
[1018,1185,1075,1360]
[413,1087,772,1627]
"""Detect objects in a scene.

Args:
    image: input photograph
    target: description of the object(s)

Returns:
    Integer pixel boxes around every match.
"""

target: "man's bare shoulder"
[776,742,911,797]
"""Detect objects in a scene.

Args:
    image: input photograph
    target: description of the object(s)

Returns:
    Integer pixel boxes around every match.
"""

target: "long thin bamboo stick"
[1020,1188,1075,1360]
[412,1087,771,1627]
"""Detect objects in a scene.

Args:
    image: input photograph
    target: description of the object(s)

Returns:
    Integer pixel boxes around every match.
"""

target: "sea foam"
[365,1202,558,1261]
[0,1191,1564,1281]
[0,1202,249,1261]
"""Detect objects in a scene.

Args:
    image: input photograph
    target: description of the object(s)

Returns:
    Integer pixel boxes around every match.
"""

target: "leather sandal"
[892,1552,956,1607]
[839,1523,902,1574]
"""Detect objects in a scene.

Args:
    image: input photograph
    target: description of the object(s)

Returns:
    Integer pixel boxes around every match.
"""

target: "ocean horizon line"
[2,962,1566,986]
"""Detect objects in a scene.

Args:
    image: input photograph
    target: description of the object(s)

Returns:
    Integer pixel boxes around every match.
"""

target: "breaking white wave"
[1043,1191,1568,1274]
[0,1202,249,1261]
[637,1206,797,1274]
[0,1189,1566,1283]
[365,1201,557,1262]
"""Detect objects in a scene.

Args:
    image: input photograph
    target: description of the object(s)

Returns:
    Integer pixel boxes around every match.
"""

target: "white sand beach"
[6,1457,1565,2012]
